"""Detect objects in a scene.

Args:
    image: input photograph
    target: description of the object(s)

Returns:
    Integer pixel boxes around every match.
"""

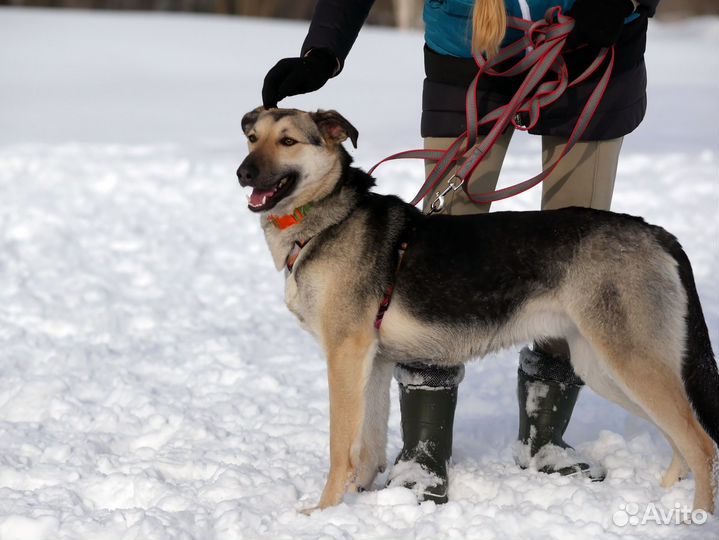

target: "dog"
[237,106,718,513]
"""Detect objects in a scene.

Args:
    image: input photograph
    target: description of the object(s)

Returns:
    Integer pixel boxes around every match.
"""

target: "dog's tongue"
[249,187,274,207]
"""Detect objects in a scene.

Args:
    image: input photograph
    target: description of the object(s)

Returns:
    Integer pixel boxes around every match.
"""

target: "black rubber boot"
[387,363,464,503]
[516,346,606,481]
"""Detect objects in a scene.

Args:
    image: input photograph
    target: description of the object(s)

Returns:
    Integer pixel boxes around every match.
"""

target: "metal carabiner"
[427,175,465,215]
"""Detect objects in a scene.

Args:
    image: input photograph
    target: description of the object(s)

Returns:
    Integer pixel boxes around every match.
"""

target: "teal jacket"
[300,0,659,139]
[424,0,640,58]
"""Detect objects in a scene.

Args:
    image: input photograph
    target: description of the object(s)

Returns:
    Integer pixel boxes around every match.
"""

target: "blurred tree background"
[0,0,716,24]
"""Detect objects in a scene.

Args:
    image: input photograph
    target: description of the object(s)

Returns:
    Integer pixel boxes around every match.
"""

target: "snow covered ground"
[0,7,718,540]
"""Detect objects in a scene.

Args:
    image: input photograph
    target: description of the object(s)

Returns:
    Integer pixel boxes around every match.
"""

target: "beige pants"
[424,131,623,214]
[423,131,624,358]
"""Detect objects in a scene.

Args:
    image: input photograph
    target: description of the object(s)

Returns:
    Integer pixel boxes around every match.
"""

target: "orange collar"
[268,204,313,230]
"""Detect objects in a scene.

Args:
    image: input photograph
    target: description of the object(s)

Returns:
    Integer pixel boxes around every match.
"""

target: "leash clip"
[427,175,465,215]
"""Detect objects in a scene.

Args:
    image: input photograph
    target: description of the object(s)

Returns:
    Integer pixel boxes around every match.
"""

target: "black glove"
[570,0,636,48]
[262,48,339,109]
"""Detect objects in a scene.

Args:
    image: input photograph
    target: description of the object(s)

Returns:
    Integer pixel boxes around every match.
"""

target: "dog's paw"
[351,442,387,491]
[354,455,382,491]
[317,482,346,510]
[299,505,320,516]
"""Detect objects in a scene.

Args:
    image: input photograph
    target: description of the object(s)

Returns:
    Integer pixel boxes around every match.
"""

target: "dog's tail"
[656,228,719,446]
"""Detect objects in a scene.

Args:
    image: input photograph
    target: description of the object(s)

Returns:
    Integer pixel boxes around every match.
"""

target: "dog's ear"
[310,110,359,148]
[242,106,264,135]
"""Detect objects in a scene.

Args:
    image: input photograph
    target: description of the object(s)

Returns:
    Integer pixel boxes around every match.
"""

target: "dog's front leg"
[317,327,378,510]
[355,357,393,489]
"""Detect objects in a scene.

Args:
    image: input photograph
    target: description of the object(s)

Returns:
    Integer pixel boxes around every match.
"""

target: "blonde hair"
[472,0,507,58]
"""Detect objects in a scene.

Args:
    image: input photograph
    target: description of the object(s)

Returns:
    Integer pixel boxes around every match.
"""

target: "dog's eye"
[247,134,258,143]
[280,137,297,147]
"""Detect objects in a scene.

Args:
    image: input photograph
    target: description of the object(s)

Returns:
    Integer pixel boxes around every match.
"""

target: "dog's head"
[237,107,359,214]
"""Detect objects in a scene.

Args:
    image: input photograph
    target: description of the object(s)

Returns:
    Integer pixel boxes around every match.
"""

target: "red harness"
[273,211,407,330]
[285,239,307,273]
[374,241,408,330]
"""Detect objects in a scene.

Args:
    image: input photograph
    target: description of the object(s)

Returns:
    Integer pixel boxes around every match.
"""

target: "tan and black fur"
[237,107,719,513]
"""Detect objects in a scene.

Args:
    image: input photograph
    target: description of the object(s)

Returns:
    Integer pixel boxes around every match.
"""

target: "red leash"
[369,7,614,210]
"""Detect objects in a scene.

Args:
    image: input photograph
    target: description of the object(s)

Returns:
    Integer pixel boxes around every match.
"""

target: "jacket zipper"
[518,0,532,20]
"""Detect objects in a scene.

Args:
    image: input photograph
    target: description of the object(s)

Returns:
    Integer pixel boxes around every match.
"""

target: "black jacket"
[301,0,661,140]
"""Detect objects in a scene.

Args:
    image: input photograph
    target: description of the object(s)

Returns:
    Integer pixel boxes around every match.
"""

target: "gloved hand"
[262,48,339,109]
[570,0,636,48]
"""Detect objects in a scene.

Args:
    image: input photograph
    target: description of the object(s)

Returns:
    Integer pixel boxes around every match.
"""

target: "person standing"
[262,0,660,503]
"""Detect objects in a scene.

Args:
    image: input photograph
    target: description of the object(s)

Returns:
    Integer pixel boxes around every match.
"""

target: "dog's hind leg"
[569,335,690,488]
[592,342,716,513]
[661,444,690,488]
[567,332,647,417]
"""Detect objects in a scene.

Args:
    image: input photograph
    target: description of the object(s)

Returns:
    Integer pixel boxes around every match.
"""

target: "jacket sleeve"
[301,0,377,72]
[636,0,660,17]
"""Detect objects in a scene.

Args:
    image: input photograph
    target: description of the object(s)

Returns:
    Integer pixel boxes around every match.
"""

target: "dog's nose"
[237,161,258,186]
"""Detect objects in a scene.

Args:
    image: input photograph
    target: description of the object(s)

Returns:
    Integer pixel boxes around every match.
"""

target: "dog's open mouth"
[247,174,297,212]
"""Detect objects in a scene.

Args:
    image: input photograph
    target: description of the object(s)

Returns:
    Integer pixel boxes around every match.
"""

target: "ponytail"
[472,0,507,58]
